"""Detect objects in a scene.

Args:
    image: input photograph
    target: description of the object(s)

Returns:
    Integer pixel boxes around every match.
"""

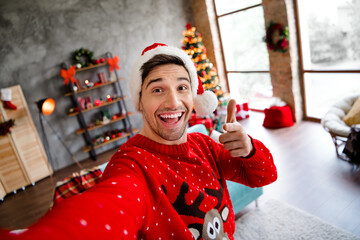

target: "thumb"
[226,99,237,123]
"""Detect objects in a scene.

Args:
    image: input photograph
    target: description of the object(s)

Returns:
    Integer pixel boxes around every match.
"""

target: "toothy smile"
[158,112,184,124]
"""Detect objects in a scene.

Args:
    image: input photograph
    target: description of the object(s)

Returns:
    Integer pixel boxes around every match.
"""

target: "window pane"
[218,7,269,71]
[298,0,360,70]
[214,0,261,15]
[304,73,360,118]
[228,73,272,109]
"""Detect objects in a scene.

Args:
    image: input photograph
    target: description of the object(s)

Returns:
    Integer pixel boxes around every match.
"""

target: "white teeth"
[160,113,182,119]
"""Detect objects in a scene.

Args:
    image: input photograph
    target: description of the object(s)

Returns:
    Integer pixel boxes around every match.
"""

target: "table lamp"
[36,98,82,169]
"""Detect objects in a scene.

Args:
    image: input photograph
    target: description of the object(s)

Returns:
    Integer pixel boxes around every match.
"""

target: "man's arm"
[1,159,151,239]
[216,136,277,187]
[216,99,277,187]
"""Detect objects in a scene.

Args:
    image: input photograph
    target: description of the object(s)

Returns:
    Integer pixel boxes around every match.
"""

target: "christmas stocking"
[1,88,17,110]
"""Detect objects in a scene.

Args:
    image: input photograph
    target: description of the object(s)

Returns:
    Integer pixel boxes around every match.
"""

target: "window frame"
[213,1,270,111]
[293,0,360,121]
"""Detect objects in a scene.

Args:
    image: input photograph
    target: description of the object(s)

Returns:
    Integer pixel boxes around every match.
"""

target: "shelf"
[76,112,134,134]
[68,96,127,116]
[82,128,139,152]
[64,78,124,96]
[74,62,107,72]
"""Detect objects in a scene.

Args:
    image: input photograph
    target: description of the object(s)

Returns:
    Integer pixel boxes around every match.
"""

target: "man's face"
[139,64,193,145]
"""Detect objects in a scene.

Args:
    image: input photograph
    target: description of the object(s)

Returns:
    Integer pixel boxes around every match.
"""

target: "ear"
[138,95,143,112]
[189,228,200,240]
[220,205,229,222]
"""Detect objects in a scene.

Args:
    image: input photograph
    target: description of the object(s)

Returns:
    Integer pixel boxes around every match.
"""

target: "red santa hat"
[129,43,218,117]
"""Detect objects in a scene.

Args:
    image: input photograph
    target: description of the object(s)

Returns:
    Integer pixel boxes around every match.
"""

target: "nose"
[165,89,182,109]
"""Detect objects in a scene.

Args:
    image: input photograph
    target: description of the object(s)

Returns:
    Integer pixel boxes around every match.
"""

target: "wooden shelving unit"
[82,128,139,152]
[76,112,134,134]
[67,96,127,116]
[64,78,124,96]
[63,52,135,160]
[74,62,107,72]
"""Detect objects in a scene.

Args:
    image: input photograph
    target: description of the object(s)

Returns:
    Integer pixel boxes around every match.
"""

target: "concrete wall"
[0,0,194,170]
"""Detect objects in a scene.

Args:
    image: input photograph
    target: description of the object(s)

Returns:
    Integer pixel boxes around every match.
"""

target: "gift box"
[236,102,249,120]
[189,113,213,131]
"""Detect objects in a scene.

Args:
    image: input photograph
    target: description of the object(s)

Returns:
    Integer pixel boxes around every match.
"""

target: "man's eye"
[178,85,188,91]
[152,88,162,93]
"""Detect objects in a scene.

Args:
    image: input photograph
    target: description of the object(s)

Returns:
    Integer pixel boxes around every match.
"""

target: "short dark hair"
[140,54,187,84]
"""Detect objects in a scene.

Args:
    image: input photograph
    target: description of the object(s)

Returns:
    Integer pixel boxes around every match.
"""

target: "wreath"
[264,21,289,53]
[73,48,95,68]
[0,119,15,136]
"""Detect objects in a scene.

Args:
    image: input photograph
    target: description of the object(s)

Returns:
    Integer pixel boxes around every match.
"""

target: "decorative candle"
[107,95,112,101]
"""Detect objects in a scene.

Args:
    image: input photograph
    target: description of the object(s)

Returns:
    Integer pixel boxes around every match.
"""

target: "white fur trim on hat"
[194,90,218,117]
[129,43,217,117]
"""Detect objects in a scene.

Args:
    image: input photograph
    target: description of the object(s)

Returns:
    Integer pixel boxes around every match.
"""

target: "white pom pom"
[194,91,218,117]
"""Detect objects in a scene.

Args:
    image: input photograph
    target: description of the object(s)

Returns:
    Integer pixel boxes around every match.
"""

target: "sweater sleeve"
[1,154,153,240]
[210,135,277,188]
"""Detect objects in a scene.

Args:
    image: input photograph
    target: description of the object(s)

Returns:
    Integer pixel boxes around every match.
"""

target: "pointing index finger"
[226,99,237,123]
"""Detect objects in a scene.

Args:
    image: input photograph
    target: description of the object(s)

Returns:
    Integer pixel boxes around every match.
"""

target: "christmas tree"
[182,24,224,103]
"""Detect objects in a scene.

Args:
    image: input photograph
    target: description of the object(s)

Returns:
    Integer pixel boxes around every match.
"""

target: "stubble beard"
[142,105,190,142]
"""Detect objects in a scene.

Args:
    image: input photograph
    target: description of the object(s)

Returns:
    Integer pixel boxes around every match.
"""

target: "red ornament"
[202,70,206,76]
[111,134,116,139]
[100,58,105,63]
[94,99,101,106]
[186,23,192,30]
[117,132,122,137]
[93,59,100,64]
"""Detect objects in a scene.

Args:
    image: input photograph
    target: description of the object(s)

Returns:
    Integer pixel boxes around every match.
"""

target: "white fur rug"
[234,199,360,240]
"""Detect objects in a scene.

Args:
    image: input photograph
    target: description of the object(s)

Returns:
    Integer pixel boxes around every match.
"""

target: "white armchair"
[321,94,360,160]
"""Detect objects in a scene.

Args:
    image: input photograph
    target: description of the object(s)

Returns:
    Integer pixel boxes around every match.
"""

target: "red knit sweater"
[1,133,277,240]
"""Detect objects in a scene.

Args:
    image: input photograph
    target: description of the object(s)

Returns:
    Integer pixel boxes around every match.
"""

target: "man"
[1,43,277,240]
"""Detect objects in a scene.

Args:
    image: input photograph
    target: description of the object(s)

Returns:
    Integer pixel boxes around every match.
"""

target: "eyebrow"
[145,77,190,89]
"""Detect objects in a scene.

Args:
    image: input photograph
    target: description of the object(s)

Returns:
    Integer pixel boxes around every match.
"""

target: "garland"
[264,21,289,53]
[0,119,15,135]
[73,48,94,68]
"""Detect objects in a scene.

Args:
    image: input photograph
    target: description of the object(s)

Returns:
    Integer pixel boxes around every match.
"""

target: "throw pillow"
[343,97,360,126]
[52,166,103,206]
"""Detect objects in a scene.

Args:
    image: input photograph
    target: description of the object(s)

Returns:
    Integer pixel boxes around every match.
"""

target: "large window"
[214,1,271,110]
[296,0,360,119]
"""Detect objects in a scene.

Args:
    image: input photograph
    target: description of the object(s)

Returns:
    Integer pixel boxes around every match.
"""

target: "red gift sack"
[263,105,294,128]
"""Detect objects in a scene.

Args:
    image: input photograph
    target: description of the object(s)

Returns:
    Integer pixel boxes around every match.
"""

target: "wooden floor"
[0,112,359,236]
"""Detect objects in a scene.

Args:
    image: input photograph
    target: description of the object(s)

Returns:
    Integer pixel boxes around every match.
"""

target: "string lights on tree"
[182,24,224,104]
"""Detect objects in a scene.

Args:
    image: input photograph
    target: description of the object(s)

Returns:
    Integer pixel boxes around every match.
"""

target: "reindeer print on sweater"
[162,175,231,240]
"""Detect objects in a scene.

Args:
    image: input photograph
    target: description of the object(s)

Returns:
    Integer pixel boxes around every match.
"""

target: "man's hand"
[219,99,253,158]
